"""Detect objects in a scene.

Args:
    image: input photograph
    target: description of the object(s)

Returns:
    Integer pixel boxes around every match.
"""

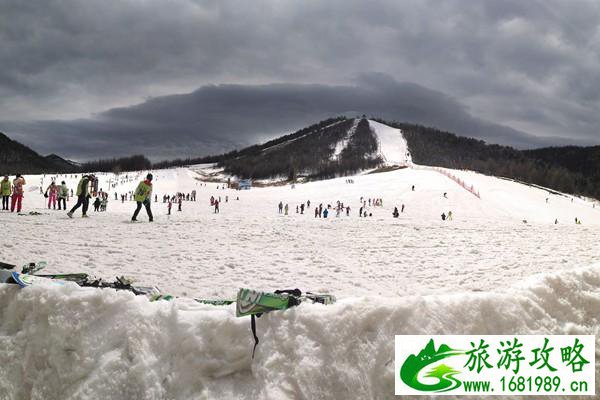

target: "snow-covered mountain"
[219,118,412,181]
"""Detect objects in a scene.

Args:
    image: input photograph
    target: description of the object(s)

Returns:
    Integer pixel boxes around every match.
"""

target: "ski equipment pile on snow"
[1,262,336,360]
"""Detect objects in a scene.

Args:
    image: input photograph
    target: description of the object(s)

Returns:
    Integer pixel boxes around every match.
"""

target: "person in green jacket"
[67,174,93,218]
[131,173,153,222]
[1,175,11,210]
[57,181,69,210]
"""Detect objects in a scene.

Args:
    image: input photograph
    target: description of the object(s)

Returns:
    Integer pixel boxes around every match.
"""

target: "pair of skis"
[2,261,336,357]
[1,261,90,286]
[236,288,336,358]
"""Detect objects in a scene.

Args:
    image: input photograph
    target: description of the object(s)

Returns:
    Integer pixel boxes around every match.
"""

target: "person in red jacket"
[10,174,26,213]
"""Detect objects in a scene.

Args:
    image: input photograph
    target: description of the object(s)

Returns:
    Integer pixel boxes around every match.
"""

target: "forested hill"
[217,117,384,180]
[0,132,71,174]
[2,117,600,200]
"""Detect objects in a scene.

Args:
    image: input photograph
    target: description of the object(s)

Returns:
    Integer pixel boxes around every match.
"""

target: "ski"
[194,299,235,306]
[0,262,15,270]
[235,288,336,358]
[304,292,336,305]
[236,288,294,317]
[10,272,67,288]
[34,273,89,283]
[236,288,336,317]
[148,293,234,305]
[22,261,47,275]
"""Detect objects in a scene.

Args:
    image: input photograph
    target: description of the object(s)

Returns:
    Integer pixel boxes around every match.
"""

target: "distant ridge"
[2,116,600,199]
[0,132,67,174]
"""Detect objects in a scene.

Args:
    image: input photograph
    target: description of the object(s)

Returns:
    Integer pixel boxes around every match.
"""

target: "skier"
[441,212,446,221]
[68,175,93,218]
[57,181,68,210]
[447,211,453,220]
[393,207,399,218]
[359,206,363,217]
[278,201,283,214]
[214,199,219,213]
[346,206,350,216]
[323,208,329,218]
[284,204,288,215]
[131,173,153,222]
[93,197,101,212]
[45,181,58,209]
[10,174,26,213]
[412,185,415,191]
[1,175,11,210]
[300,203,304,214]
[167,199,172,215]
[178,197,182,211]
[314,207,318,218]
[443,192,447,198]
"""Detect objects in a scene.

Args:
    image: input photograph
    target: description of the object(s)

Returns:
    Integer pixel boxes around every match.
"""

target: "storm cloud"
[1,0,599,160]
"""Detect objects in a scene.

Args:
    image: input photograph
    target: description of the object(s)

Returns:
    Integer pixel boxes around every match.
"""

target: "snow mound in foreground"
[1,265,599,400]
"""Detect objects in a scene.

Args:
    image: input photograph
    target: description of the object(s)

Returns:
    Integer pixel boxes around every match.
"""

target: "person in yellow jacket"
[67,174,94,218]
[131,173,153,222]
[1,175,11,210]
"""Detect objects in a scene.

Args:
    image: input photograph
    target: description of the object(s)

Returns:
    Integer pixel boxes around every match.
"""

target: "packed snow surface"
[368,119,411,165]
[1,162,599,399]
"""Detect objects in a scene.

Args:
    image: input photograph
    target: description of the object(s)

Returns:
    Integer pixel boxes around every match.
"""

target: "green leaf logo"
[400,339,464,392]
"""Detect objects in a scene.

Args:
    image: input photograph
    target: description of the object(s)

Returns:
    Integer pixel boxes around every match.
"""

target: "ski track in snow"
[1,164,599,399]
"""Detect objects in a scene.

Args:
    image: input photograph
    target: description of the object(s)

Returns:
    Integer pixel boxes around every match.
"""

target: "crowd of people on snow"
[1,172,597,226]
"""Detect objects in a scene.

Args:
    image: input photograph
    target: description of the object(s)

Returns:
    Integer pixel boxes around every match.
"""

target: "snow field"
[1,148,600,398]
[0,264,598,399]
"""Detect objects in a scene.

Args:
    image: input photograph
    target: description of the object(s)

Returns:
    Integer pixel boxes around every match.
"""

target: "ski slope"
[368,119,411,165]
[1,163,599,399]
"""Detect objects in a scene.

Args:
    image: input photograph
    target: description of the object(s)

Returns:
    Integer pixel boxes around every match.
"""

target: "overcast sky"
[1,0,599,160]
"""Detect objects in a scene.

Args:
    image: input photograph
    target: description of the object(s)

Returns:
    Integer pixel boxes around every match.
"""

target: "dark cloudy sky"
[1,0,599,161]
